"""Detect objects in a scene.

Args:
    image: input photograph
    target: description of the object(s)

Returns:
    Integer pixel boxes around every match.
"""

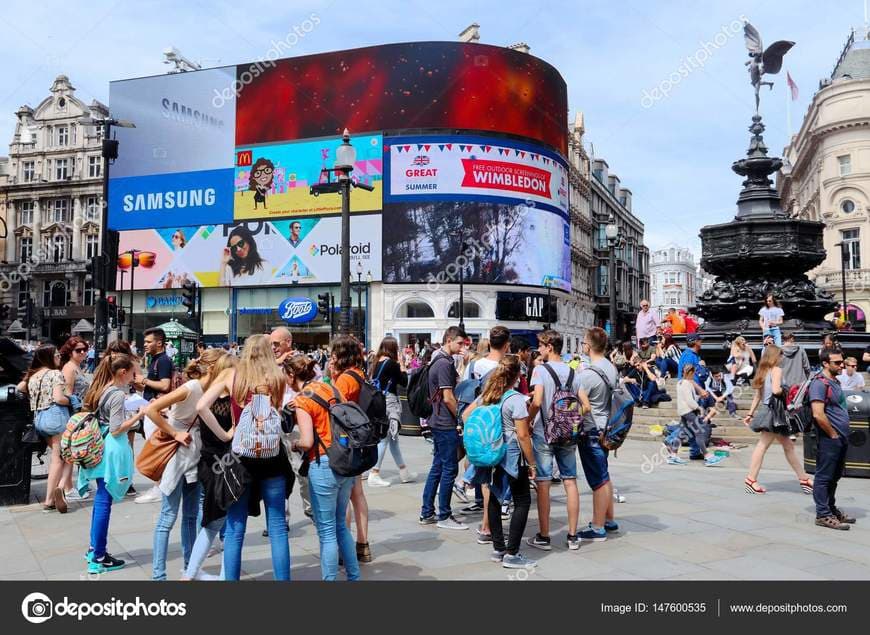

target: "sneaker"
[476,529,493,544]
[816,515,850,531]
[567,533,581,550]
[525,533,552,551]
[419,514,437,525]
[195,572,222,581]
[641,403,649,409]
[502,553,537,569]
[704,455,725,467]
[88,553,126,574]
[367,472,391,488]
[613,490,627,503]
[460,502,485,515]
[436,515,469,530]
[604,520,619,532]
[551,476,562,484]
[65,488,89,502]
[126,485,137,497]
[134,485,161,504]
[399,467,417,483]
[452,484,469,504]
[490,549,507,563]
[501,503,511,520]
[579,523,607,542]
[667,455,688,465]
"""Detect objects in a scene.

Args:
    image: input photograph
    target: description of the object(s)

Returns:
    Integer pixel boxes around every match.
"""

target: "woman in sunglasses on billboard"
[219,225,273,286]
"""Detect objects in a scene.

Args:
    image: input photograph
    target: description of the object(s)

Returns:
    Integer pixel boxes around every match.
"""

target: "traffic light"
[0,304,9,321]
[106,295,118,329]
[117,308,126,326]
[317,293,330,320]
[86,254,108,290]
[182,280,197,318]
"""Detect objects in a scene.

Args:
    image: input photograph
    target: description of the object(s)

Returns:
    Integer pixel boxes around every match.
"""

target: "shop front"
[118,288,231,346]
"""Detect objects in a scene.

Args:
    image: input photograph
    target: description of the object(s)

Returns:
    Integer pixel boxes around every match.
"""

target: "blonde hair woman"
[742,345,814,494]
[197,335,294,581]
[144,348,225,580]
[728,336,756,383]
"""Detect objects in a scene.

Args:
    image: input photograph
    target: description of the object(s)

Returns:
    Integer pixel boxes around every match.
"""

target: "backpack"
[541,363,583,444]
[60,387,118,468]
[588,365,636,453]
[407,355,451,419]
[786,372,834,434]
[463,390,516,467]
[232,388,282,459]
[308,383,378,477]
[342,370,390,440]
[455,360,496,417]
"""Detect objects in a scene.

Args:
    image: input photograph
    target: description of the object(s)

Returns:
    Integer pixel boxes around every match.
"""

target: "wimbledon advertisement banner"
[385,135,568,217]
[115,215,382,290]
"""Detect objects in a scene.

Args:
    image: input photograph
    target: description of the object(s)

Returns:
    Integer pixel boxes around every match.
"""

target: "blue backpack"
[455,360,495,416]
[463,390,516,467]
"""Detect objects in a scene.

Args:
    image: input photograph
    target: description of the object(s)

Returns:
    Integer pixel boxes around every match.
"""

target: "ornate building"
[649,244,698,320]
[0,76,107,342]
[779,28,870,329]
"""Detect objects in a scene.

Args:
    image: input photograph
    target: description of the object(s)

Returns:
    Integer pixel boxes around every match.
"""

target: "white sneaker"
[134,486,161,504]
[367,472,391,488]
[436,515,469,530]
[399,467,417,483]
[65,489,89,502]
[195,572,222,581]
[613,489,626,503]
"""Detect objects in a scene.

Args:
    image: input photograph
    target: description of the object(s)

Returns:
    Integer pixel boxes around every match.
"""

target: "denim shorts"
[577,434,610,491]
[532,435,577,482]
[35,404,70,437]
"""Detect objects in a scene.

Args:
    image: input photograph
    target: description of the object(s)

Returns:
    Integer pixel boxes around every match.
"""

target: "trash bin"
[398,386,422,436]
[0,337,35,505]
[804,390,870,478]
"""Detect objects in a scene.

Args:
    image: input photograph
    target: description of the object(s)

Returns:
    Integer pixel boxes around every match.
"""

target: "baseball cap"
[686,334,703,345]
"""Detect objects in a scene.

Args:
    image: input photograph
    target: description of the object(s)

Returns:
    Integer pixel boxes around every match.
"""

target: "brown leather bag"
[135,420,196,482]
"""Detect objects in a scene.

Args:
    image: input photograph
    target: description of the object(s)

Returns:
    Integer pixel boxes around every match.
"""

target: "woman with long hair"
[21,345,71,512]
[248,157,274,210]
[655,334,681,379]
[196,335,293,581]
[171,229,187,250]
[290,354,360,580]
[80,353,145,574]
[219,226,271,286]
[742,345,814,494]
[461,355,538,569]
[182,353,237,581]
[759,294,785,347]
[366,336,415,488]
[330,335,374,564]
[144,349,224,580]
[727,336,756,384]
[58,336,91,499]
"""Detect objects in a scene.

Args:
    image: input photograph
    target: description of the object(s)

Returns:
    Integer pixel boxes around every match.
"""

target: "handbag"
[135,418,196,482]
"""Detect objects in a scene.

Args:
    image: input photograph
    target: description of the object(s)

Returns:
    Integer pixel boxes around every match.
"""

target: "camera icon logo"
[21,592,53,624]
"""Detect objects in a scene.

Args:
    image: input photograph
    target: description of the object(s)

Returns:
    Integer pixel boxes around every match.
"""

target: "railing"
[815,268,870,290]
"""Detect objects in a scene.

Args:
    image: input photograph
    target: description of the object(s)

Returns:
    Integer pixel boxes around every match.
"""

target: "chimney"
[458,23,480,43]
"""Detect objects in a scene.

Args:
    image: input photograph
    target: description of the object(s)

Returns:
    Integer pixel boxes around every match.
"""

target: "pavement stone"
[2,436,870,580]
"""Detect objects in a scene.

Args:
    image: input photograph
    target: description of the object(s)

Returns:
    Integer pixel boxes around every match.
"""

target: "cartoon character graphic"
[249,158,274,210]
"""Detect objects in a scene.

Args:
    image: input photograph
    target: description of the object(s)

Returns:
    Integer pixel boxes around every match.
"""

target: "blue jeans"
[655,358,678,377]
[813,434,848,518]
[376,435,406,471]
[421,428,460,520]
[223,476,290,581]
[152,480,201,581]
[764,326,782,347]
[184,517,226,579]
[308,455,359,581]
[89,478,112,559]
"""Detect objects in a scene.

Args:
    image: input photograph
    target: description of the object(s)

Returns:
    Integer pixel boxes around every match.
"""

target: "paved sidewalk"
[2,436,869,581]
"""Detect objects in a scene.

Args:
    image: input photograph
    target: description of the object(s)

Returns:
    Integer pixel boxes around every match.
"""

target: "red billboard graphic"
[235,42,568,157]
[460,159,551,198]
[236,150,252,166]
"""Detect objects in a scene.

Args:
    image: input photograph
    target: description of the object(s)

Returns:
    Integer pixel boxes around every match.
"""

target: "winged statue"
[743,21,794,113]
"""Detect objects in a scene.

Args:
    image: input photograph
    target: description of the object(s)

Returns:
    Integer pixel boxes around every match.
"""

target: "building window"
[841,229,861,270]
[44,280,69,307]
[838,155,851,176]
[840,199,855,214]
[88,156,101,178]
[85,233,99,259]
[50,199,70,223]
[396,300,435,319]
[596,224,608,250]
[597,264,609,296]
[57,125,69,146]
[448,301,482,319]
[54,158,69,180]
[18,236,32,262]
[17,281,30,311]
[22,161,34,182]
[85,196,100,221]
[83,278,94,306]
[52,234,69,263]
[17,200,34,225]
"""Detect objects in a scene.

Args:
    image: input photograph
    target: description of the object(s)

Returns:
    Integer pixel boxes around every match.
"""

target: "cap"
[686,334,704,345]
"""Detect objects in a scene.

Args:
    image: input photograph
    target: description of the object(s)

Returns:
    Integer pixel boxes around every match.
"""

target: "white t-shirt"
[168,379,203,430]
[462,357,499,381]
[837,371,865,391]
[758,306,784,328]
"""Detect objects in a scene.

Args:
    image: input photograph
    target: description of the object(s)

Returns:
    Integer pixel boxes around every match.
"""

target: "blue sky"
[1,0,866,258]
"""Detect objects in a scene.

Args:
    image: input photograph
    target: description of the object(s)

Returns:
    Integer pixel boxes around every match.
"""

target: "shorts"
[532,435,577,482]
[577,434,610,491]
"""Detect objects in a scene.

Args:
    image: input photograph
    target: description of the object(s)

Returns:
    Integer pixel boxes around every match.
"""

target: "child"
[703,367,738,423]
[675,364,726,467]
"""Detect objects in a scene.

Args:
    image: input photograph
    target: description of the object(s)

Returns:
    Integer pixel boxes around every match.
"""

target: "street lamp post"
[355,260,363,344]
[365,270,372,349]
[544,278,553,330]
[605,214,621,344]
[836,241,849,327]
[452,229,469,332]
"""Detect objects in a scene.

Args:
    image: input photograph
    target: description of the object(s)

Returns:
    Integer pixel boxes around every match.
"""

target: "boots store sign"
[277,297,317,324]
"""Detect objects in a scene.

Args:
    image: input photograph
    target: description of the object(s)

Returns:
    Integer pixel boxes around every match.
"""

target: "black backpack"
[308,384,379,477]
[342,370,390,440]
[407,355,452,419]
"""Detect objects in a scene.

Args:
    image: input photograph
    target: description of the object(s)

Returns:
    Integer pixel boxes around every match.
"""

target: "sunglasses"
[230,238,247,252]
[74,347,88,353]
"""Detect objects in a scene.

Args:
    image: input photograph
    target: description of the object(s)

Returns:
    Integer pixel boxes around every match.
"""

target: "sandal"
[799,478,813,495]
[54,487,68,514]
[815,515,850,531]
[744,477,766,494]
[42,504,56,513]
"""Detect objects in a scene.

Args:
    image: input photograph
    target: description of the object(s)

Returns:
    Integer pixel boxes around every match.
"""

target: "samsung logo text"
[123,188,216,212]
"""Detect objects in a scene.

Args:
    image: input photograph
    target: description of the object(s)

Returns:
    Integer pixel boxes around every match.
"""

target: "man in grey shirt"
[577,326,619,542]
